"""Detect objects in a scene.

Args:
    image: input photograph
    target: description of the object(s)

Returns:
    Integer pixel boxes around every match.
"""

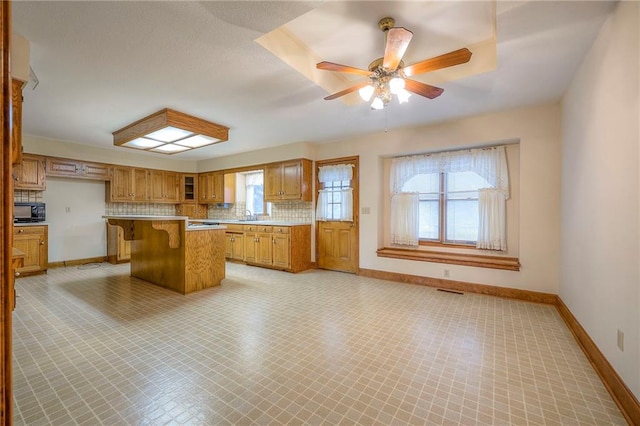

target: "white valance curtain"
[390,146,509,250]
[244,171,263,186]
[316,164,354,222]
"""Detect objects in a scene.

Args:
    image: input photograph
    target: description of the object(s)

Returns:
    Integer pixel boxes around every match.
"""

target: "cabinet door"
[14,155,46,190]
[224,233,234,258]
[244,232,258,262]
[11,79,23,165]
[181,174,197,203]
[281,161,302,200]
[210,172,224,202]
[132,169,148,201]
[231,233,244,261]
[257,232,273,265]
[163,172,179,203]
[110,167,133,201]
[82,162,111,180]
[46,157,83,177]
[272,233,290,269]
[148,170,165,202]
[14,226,47,274]
[264,163,282,201]
[198,174,209,203]
[118,228,131,261]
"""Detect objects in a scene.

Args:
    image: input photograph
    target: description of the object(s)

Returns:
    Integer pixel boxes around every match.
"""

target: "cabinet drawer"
[244,224,272,233]
[272,226,290,234]
[224,224,244,232]
[14,225,46,235]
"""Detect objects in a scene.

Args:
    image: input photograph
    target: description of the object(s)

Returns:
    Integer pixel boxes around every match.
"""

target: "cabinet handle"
[40,241,45,245]
[18,229,24,233]
[14,272,20,277]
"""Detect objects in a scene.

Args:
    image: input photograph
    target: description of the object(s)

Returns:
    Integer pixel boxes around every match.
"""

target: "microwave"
[14,202,46,223]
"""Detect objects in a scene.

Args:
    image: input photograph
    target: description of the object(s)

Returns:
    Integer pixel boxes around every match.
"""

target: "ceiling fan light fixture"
[389,77,405,94]
[113,109,229,155]
[359,84,375,102]
[397,88,411,104]
[371,97,385,110]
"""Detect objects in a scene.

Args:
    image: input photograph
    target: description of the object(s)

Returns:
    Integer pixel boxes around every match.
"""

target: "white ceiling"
[12,1,617,161]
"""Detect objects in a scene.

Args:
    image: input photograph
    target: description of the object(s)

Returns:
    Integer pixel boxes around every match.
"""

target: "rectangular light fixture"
[112,108,229,155]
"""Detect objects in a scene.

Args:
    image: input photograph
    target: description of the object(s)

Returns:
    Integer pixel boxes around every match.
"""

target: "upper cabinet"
[264,159,312,202]
[148,170,179,203]
[13,154,46,190]
[198,172,223,204]
[180,174,197,204]
[108,166,148,202]
[46,157,112,181]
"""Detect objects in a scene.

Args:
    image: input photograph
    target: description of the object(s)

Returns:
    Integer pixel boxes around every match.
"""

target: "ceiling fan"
[316,17,472,109]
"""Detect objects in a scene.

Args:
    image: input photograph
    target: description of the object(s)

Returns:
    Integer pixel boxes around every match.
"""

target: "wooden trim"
[556,298,640,425]
[47,256,108,269]
[1,0,12,421]
[377,247,520,271]
[358,268,556,304]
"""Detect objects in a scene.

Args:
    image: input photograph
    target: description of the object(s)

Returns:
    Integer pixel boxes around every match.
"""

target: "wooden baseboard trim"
[556,297,640,425]
[358,268,556,304]
[48,256,107,269]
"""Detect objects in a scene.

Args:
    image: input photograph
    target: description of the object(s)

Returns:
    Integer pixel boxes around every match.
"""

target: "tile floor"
[12,262,625,425]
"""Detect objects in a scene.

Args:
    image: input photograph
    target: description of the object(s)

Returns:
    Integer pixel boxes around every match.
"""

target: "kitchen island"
[103,215,226,294]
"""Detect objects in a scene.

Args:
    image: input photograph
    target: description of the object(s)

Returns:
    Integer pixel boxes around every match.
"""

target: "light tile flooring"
[12,262,625,425]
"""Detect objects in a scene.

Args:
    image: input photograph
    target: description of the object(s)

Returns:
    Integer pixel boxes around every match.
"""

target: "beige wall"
[561,1,639,398]
[196,142,315,172]
[315,103,561,294]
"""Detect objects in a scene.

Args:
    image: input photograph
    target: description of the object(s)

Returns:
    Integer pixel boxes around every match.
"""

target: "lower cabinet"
[225,232,245,261]
[242,224,311,272]
[106,223,131,264]
[13,225,48,276]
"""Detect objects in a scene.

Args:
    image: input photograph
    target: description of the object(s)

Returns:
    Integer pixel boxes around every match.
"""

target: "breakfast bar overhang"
[103,215,226,294]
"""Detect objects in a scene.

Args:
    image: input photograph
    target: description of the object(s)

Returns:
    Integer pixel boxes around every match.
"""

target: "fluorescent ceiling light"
[112,108,229,155]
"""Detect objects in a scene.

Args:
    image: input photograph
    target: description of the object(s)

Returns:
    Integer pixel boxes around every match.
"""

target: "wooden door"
[272,233,290,269]
[132,169,148,201]
[111,167,133,201]
[148,170,165,202]
[257,233,273,265]
[14,154,45,189]
[264,163,282,201]
[281,160,301,200]
[244,232,257,263]
[231,233,244,261]
[316,157,359,273]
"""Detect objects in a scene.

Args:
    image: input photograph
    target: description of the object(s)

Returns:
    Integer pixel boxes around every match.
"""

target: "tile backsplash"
[14,190,44,203]
[208,201,313,223]
[105,203,176,216]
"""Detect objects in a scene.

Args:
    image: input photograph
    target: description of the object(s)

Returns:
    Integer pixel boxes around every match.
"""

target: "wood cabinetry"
[108,166,148,202]
[180,174,197,203]
[264,159,312,202]
[13,154,46,190]
[11,79,23,165]
[242,224,311,272]
[13,225,48,276]
[176,204,207,219]
[198,172,223,204]
[46,157,112,180]
[106,223,130,264]
[148,170,179,203]
[225,231,245,261]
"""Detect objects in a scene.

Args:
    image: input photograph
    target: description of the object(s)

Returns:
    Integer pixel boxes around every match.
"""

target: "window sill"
[376,247,520,271]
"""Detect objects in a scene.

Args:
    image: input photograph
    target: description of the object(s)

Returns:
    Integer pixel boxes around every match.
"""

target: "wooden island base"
[105,216,226,294]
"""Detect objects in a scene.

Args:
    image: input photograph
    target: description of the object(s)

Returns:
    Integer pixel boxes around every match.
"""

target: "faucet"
[245,209,254,221]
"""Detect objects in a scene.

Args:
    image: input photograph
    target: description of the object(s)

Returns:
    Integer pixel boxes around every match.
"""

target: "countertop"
[103,215,190,221]
[190,219,311,226]
[14,222,49,227]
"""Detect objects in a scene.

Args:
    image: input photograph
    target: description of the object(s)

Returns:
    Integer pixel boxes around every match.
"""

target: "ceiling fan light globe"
[359,85,374,102]
[389,77,405,94]
[371,97,385,110]
[397,88,411,104]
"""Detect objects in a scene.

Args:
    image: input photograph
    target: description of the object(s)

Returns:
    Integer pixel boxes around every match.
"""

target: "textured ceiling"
[11,1,617,161]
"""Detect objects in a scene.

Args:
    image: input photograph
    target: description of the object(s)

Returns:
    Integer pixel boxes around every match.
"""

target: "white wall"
[315,103,562,294]
[561,1,639,398]
[43,177,107,262]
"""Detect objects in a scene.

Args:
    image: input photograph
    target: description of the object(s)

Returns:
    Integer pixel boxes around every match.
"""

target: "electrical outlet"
[65,206,71,213]
[617,329,624,351]
[443,269,450,278]
[361,207,371,215]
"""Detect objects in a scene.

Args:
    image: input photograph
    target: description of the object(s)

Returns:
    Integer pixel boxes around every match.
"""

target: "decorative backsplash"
[105,203,176,216]
[207,201,313,223]
[14,190,44,203]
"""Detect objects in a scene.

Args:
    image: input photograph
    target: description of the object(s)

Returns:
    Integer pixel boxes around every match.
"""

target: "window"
[403,171,490,245]
[390,146,509,251]
[316,164,354,222]
[243,171,264,215]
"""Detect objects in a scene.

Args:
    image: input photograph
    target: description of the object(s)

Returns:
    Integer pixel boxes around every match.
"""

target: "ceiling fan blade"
[383,27,413,71]
[404,79,444,99]
[316,61,371,76]
[324,81,370,101]
[402,48,472,77]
